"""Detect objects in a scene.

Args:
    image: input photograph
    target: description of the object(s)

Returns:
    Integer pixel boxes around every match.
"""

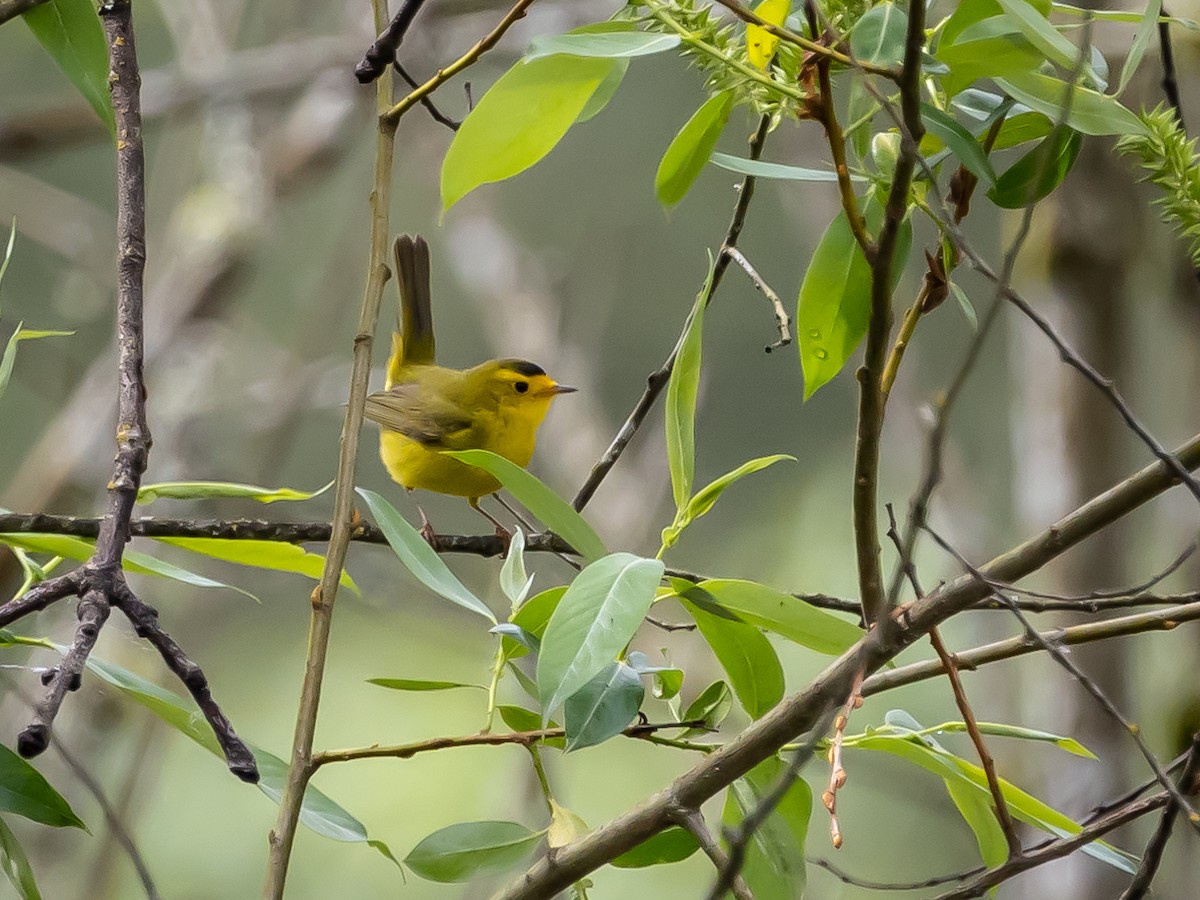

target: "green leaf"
[723,756,811,899]
[945,778,1008,868]
[152,537,356,593]
[797,200,912,398]
[680,680,733,736]
[442,450,607,563]
[656,92,734,208]
[987,127,1082,208]
[367,678,484,693]
[680,598,784,718]
[21,0,115,135]
[610,827,701,868]
[0,218,16,313]
[0,326,74,401]
[710,152,862,182]
[357,488,495,622]
[920,103,997,186]
[497,705,565,748]
[547,799,589,848]
[536,552,664,719]
[0,817,42,900]
[992,109,1054,149]
[850,2,907,67]
[949,282,979,330]
[137,480,332,504]
[564,661,644,751]
[664,257,712,510]
[995,0,1098,80]
[441,55,618,211]
[918,720,1097,758]
[500,528,534,607]
[995,71,1147,135]
[688,579,863,656]
[936,33,1043,97]
[504,586,566,659]
[404,821,542,883]
[1118,0,1162,93]
[662,455,795,550]
[0,744,85,830]
[526,31,680,61]
[577,59,628,122]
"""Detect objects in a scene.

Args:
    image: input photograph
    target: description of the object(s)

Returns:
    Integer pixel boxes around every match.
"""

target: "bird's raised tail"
[386,234,435,388]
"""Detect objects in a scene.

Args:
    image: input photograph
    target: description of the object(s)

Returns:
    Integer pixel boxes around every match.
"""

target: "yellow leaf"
[747,0,791,69]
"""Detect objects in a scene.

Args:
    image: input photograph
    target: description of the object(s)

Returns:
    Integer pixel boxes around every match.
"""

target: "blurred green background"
[2,1,1200,897]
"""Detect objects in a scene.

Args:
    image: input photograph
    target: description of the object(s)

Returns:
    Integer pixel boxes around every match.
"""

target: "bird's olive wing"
[364,385,474,448]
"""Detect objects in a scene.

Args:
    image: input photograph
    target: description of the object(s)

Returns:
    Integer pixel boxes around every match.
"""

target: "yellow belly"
[380,429,541,499]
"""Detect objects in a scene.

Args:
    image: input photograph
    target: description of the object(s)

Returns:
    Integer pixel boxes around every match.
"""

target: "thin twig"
[808,856,982,891]
[571,115,771,512]
[1158,3,1186,129]
[722,246,791,351]
[675,809,752,900]
[355,0,429,84]
[819,676,862,850]
[392,60,460,130]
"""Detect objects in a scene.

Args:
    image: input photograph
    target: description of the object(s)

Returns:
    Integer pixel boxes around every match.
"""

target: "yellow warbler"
[364,235,575,541]
[747,0,791,70]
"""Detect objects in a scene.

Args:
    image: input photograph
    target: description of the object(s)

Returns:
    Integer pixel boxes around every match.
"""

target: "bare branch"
[355,0,429,84]
[722,246,791,352]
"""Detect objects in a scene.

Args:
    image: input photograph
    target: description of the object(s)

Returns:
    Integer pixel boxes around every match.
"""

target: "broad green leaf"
[662,455,795,549]
[404,821,542,882]
[0,744,85,830]
[137,480,332,504]
[1118,0,1162,93]
[627,650,684,700]
[681,680,733,736]
[506,660,539,700]
[723,756,811,899]
[82,655,383,848]
[497,705,565,748]
[688,579,862,656]
[357,488,495,622]
[920,103,997,186]
[0,817,42,900]
[526,31,680,61]
[680,598,784,718]
[995,0,1098,80]
[500,528,534,607]
[441,55,617,211]
[995,72,1147,135]
[0,326,73,401]
[850,2,907,67]
[504,586,566,659]
[547,799,589,848]
[992,109,1054,149]
[610,826,700,868]
[942,0,1051,46]
[664,257,713,511]
[367,678,484,692]
[152,537,356,593]
[656,92,734,208]
[21,0,114,135]
[797,200,912,398]
[945,778,1008,868]
[564,661,643,750]
[711,152,861,182]
[536,553,664,719]
[577,59,628,122]
[442,450,606,562]
[936,33,1043,96]
[747,0,791,69]
[987,127,1082,208]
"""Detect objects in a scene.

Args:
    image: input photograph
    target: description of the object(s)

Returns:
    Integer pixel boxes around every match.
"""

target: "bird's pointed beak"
[543,383,577,396]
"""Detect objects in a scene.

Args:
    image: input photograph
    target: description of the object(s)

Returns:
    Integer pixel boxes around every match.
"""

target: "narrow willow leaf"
[537,553,664,719]
[152,537,356,593]
[987,127,1082,208]
[499,528,534,607]
[503,586,566,659]
[0,817,42,900]
[945,778,1008,868]
[497,705,565,747]
[357,488,495,622]
[689,579,863,656]
[0,744,86,829]
[926,721,1097,758]
[680,598,784,718]
[850,2,907,67]
[920,103,997,186]
[526,31,680,61]
[441,55,617,211]
[1118,0,1162,94]
[21,0,114,135]
[936,33,1043,97]
[992,110,1053,149]
[664,256,713,511]
[662,455,795,549]
[723,756,811,898]
[797,200,912,398]
[404,821,542,883]
[0,326,73,400]
[577,59,628,122]
[747,0,790,69]
[564,661,643,751]
[138,480,332,504]
[711,152,860,182]
[490,623,539,652]
[0,219,16,311]
[681,680,733,736]
[610,826,700,868]
[656,92,734,208]
[995,0,1098,80]
[443,450,606,562]
[367,678,484,692]
[949,282,979,331]
[995,71,1147,135]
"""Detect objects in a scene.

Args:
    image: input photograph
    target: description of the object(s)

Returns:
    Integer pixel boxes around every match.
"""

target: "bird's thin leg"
[491,493,537,534]
[407,488,440,550]
[469,497,512,555]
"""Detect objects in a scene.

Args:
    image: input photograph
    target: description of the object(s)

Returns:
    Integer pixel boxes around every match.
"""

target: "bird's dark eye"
[515,381,529,394]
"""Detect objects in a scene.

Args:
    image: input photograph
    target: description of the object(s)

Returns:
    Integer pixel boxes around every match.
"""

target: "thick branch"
[355,0,429,84]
